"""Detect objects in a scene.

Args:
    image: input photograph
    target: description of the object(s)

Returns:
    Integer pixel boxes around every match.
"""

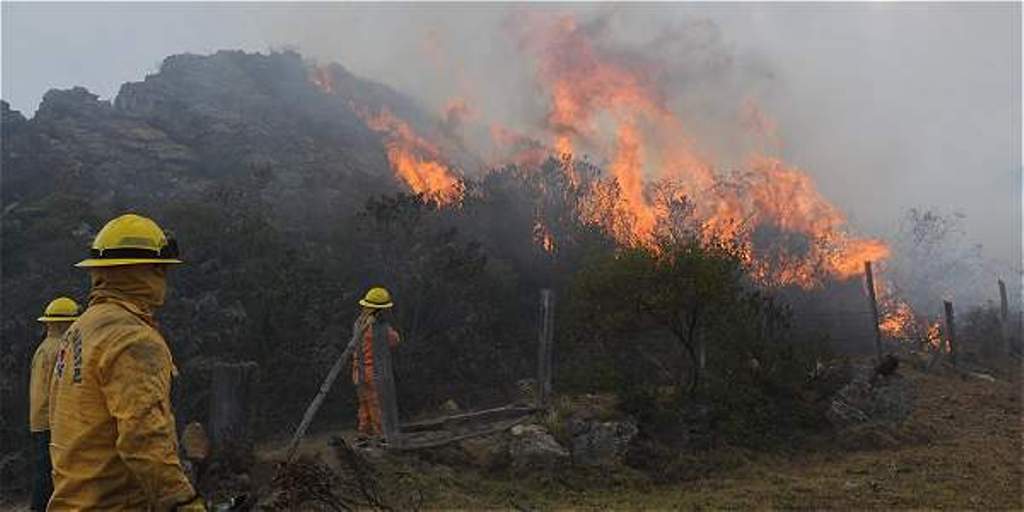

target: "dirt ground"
[3,362,1019,510]
[393,363,1023,510]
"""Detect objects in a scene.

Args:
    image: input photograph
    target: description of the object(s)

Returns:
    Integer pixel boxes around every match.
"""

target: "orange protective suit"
[351,314,400,436]
[47,266,196,510]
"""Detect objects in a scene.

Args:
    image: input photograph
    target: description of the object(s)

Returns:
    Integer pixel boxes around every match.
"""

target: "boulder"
[508,424,568,470]
[827,366,917,428]
[568,418,638,466]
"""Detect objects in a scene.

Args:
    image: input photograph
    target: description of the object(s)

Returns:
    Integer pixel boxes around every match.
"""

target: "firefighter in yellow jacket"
[47,213,203,511]
[29,297,79,511]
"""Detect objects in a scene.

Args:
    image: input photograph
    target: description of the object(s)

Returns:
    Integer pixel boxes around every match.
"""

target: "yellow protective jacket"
[48,266,195,511]
[29,333,60,432]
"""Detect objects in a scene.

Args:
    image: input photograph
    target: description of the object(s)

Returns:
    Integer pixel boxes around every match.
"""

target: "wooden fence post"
[943,301,958,367]
[537,289,555,408]
[209,361,259,453]
[999,279,1010,354]
[864,261,884,363]
[286,328,362,463]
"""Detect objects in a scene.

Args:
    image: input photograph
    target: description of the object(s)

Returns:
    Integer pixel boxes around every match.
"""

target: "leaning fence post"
[209,361,259,454]
[943,300,958,367]
[864,261,884,363]
[999,279,1010,354]
[537,289,555,408]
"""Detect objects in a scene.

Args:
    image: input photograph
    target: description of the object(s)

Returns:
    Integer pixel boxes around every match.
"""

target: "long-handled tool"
[284,325,364,463]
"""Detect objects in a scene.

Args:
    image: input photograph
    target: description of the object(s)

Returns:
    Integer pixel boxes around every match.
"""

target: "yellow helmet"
[75,213,182,268]
[359,287,393,309]
[37,296,80,323]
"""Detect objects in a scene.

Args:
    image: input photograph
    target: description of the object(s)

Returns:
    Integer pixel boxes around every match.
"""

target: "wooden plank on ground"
[401,404,538,433]
[394,415,534,451]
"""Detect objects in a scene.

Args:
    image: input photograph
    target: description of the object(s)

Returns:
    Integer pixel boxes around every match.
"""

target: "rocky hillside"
[1,50,510,478]
[1,51,422,223]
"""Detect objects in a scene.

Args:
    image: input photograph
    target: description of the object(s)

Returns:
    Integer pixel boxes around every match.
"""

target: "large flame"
[309,66,463,204]
[303,13,948,351]
[518,15,889,289]
[363,108,464,204]
[312,14,897,292]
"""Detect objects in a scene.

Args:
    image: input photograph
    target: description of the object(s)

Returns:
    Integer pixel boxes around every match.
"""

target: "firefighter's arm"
[387,326,400,348]
[98,330,197,511]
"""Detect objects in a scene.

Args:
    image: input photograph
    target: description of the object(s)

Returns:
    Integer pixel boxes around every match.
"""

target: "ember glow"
[876,278,944,349]
[533,219,556,255]
[879,297,916,339]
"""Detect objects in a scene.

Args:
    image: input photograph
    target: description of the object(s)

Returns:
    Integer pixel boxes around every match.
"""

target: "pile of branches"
[268,458,350,512]
[265,437,420,511]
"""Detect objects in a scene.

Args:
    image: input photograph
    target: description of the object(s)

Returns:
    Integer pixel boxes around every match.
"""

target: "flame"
[311,66,334,94]
[517,15,889,288]
[879,298,916,339]
[489,123,550,168]
[362,108,463,204]
[533,219,556,254]
[875,275,945,350]
[312,15,898,291]
[609,121,658,243]
[308,65,462,204]
[926,321,943,350]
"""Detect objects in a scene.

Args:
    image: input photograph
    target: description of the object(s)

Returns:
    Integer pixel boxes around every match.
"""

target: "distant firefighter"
[29,296,80,511]
[351,287,401,439]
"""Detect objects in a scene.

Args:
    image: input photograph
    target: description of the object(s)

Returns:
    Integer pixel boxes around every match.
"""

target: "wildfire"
[879,298,916,339]
[875,276,945,351]
[533,219,556,254]
[308,66,463,204]
[310,14,898,291]
[363,108,464,204]
[311,66,334,94]
[515,15,890,289]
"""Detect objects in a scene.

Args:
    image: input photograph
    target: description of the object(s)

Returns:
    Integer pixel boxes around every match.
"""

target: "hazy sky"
[2,2,1020,281]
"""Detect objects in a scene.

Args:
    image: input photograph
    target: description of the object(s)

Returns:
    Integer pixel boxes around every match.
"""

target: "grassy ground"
[5,363,1017,511]
[398,363,1022,510]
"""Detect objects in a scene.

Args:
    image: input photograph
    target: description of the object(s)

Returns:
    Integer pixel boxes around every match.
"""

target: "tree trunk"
[681,341,700,396]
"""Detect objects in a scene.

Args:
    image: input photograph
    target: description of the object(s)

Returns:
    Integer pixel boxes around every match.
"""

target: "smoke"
[264,5,1018,283]
[3,3,1018,307]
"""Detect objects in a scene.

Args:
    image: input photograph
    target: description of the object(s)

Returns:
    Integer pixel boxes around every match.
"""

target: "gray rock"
[827,366,917,428]
[508,424,568,470]
[569,418,638,466]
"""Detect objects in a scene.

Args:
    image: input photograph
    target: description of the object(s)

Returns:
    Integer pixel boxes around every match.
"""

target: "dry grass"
[408,363,1022,510]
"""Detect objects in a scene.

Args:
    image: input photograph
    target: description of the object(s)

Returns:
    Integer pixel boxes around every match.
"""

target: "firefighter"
[29,297,79,511]
[47,213,203,511]
[351,287,401,438]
